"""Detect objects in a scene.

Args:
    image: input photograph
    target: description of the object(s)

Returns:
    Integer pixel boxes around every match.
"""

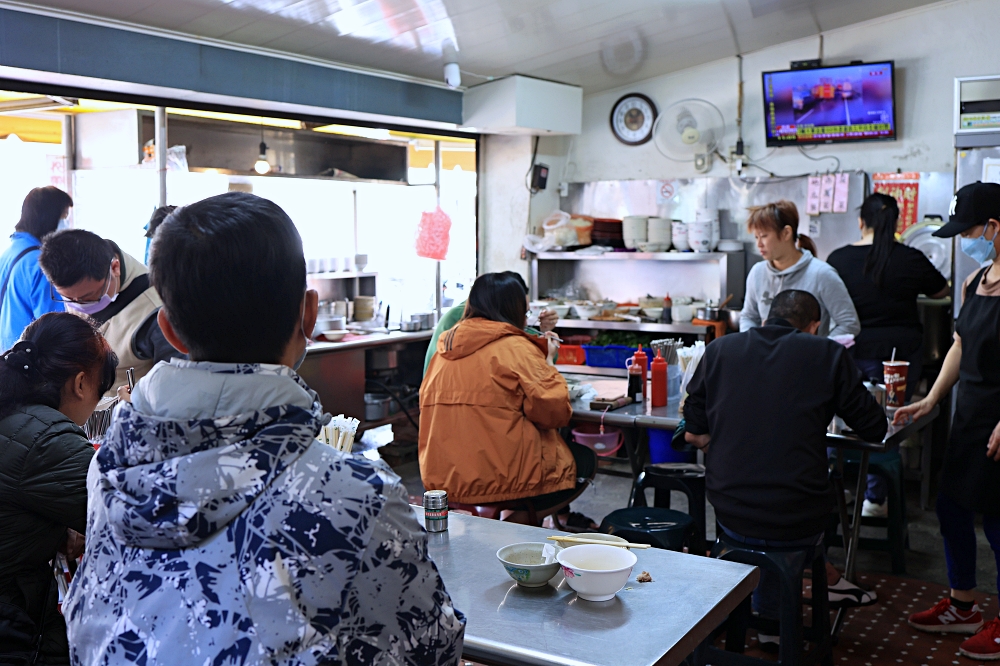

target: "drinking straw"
[891,347,897,362]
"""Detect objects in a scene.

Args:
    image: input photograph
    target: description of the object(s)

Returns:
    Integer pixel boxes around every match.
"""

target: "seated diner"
[419,271,596,523]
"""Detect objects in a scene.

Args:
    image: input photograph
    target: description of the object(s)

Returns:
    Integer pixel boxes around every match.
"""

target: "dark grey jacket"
[0,404,93,665]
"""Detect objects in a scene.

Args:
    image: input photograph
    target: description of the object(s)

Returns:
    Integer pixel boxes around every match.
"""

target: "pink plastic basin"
[572,424,623,457]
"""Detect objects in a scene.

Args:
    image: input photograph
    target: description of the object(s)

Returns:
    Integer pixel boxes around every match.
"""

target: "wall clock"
[610,93,657,145]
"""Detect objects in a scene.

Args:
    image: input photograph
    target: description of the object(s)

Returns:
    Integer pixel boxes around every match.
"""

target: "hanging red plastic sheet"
[416,206,452,260]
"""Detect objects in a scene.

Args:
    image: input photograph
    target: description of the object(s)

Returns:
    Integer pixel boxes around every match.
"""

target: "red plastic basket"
[556,344,586,365]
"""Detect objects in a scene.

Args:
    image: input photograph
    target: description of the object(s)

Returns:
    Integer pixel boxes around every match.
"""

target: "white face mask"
[56,217,70,231]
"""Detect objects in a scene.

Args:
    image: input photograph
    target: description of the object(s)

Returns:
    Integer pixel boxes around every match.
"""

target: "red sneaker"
[960,618,1000,661]
[908,598,984,634]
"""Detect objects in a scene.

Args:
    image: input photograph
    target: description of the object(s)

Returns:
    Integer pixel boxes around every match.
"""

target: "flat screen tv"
[762,61,896,146]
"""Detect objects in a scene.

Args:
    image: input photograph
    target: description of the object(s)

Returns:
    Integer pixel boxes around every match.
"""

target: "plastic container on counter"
[648,429,694,464]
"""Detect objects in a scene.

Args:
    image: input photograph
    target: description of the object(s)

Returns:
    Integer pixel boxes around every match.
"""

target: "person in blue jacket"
[0,187,72,350]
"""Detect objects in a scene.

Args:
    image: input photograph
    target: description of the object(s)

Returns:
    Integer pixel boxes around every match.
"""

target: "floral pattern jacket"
[65,360,465,665]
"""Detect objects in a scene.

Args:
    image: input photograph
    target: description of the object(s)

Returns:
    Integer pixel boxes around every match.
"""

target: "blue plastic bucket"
[648,429,692,464]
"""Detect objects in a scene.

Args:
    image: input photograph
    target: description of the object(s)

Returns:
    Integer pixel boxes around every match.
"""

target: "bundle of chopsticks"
[83,396,119,441]
[320,414,360,453]
[650,338,683,364]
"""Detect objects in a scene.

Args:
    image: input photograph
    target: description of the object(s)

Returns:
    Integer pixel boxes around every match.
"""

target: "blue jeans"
[720,524,826,620]
[936,492,1000,593]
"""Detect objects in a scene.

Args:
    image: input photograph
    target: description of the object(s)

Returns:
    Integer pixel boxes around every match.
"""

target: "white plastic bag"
[677,342,706,413]
[541,210,576,248]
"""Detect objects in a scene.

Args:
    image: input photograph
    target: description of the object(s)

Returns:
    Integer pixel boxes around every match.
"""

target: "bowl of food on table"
[556,543,638,601]
[496,542,562,588]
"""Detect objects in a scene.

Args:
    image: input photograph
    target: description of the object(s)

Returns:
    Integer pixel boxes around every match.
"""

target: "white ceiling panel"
[14,0,945,92]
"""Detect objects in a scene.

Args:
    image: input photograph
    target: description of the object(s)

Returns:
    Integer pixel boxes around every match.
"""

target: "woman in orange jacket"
[419,272,595,520]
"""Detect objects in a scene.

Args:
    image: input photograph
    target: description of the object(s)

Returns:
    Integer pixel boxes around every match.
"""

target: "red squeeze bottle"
[651,349,667,407]
[633,345,648,403]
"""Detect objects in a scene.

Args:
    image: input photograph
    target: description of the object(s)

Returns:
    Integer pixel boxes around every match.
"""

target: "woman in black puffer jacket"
[0,313,117,665]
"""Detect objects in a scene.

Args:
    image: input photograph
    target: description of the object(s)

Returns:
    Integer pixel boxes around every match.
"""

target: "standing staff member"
[740,200,860,339]
[897,182,1000,661]
[39,229,182,392]
[0,187,72,350]
[828,193,948,517]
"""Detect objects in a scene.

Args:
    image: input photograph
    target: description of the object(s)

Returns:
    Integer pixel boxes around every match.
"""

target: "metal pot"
[367,346,399,371]
[400,320,422,332]
[696,307,722,321]
[412,312,437,330]
[364,393,391,421]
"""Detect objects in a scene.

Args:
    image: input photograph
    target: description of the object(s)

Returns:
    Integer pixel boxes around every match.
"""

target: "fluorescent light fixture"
[313,124,391,141]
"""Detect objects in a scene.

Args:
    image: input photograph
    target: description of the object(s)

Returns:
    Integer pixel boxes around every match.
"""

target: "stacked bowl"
[622,216,648,250]
[645,218,672,252]
[591,219,624,248]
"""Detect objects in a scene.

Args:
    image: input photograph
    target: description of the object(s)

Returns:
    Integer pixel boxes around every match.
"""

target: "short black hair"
[145,205,177,239]
[39,229,115,288]
[464,272,528,330]
[149,192,306,363]
[16,186,73,238]
[768,289,821,331]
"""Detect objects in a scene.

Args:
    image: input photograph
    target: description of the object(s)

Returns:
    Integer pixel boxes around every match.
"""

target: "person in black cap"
[896,181,1000,660]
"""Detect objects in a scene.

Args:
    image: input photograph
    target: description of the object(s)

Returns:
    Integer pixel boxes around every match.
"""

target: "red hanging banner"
[872,172,920,236]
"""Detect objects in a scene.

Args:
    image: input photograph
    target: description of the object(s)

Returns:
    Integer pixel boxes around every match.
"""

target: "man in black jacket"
[685,289,887,625]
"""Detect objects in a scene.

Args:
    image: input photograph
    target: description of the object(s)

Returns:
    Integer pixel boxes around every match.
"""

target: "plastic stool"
[693,531,833,666]
[599,507,695,551]
[837,450,908,574]
[630,463,707,554]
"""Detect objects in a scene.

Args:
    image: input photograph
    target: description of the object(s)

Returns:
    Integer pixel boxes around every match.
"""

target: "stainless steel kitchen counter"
[415,508,758,666]
[305,329,433,354]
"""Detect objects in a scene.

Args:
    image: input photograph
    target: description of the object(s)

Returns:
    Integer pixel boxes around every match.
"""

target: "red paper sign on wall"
[872,173,920,236]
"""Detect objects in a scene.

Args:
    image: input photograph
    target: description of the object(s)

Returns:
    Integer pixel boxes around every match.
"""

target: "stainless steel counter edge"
[306,329,433,353]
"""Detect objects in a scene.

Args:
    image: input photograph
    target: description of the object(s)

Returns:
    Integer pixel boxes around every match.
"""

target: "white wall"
[478,134,533,277]
[527,0,996,195]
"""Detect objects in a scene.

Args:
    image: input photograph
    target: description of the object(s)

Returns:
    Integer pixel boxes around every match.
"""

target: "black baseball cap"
[934,182,1000,237]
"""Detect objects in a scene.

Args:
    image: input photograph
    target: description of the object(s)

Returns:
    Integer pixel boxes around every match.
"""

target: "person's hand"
[538,309,559,333]
[117,385,132,403]
[892,397,933,426]
[685,432,710,453]
[988,419,1000,462]
[543,331,561,366]
[60,528,85,560]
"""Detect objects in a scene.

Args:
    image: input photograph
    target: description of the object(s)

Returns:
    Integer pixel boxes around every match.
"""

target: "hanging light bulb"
[253,119,271,174]
[254,140,271,174]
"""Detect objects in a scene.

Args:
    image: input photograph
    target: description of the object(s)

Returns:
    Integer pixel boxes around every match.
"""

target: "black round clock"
[610,93,657,145]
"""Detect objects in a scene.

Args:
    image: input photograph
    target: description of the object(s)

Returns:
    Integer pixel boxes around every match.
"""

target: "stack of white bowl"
[672,222,690,251]
[644,218,672,251]
[622,216,648,249]
[696,208,720,251]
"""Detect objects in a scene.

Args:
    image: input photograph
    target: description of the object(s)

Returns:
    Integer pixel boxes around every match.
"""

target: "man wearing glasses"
[39,229,183,393]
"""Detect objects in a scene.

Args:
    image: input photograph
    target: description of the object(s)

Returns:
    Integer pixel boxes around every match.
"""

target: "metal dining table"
[565,372,940,637]
[415,508,759,666]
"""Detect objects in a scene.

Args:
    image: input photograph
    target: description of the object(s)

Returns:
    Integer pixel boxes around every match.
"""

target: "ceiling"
[12,0,944,93]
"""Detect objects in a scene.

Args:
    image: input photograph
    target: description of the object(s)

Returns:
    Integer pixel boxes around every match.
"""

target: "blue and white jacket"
[66,360,465,665]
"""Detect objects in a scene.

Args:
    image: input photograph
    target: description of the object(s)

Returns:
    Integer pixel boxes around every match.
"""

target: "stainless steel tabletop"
[416,509,759,666]
[564,374,682,430]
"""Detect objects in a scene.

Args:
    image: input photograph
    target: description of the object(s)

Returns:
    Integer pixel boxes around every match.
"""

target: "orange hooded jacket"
[419,317,576,504]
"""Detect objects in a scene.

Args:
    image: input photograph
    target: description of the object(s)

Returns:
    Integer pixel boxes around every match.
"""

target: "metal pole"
[155,107,168,208]
[434,140,442,320]
[61,115,74,202]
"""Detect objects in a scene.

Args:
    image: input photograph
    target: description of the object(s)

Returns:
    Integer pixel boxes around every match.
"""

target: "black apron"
[940,267,1000,514]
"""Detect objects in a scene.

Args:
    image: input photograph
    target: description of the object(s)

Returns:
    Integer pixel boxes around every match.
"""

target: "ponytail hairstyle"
[859,193,900,288]
[797,234,818,256]
[0,312,118,421]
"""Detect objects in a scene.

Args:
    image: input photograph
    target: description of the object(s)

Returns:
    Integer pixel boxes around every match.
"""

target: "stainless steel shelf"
[554,319,709,334]
[535,251,741,261]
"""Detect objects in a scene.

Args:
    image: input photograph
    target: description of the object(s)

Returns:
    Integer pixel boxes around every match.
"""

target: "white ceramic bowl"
[672,305,694,322]
[530,300,551,310]
[322,331,348,342]
[718,240,743,252]
[688,221,713,253]
[547,304,571,319]
[497,542,561,588]
[573,304,601,320]
[556,544,637,602]
[642,307,663,320]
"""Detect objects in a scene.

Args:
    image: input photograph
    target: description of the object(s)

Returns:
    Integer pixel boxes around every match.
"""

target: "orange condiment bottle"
[651,349,667,407]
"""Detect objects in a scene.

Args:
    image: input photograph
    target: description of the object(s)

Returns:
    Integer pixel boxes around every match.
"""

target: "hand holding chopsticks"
[546,535,651,549]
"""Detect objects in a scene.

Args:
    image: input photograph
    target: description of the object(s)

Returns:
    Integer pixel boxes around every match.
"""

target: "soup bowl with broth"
[556,543,637,601]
